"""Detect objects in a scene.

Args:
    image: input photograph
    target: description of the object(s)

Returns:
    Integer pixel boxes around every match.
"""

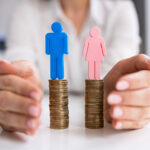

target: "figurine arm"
[82,38,89,56]
[64,33,69,55]
[45,33,51,55]
[100,38,107,56]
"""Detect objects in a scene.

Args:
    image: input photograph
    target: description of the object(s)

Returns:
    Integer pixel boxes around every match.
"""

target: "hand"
[0,60,43,135]
[104,54,150,130]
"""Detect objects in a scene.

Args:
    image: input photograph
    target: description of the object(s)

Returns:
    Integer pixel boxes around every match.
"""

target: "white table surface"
[0,95,150,150]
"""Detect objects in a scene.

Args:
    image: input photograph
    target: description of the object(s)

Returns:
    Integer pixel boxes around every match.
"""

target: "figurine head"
[90,27,100,38]
[51,22,63,33]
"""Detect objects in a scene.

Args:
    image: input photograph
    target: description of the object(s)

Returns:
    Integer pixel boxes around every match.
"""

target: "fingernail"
[115,122,122,129]
[26,131,34,136]
[113,107,123,117]
[28,105,39,117]
[108,94,122,104]
[27,119,37,129]
[116,81,129,90]
[30,92,40,101]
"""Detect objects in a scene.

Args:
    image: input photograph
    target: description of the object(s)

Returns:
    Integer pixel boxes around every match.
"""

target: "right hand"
[0,60,43,135]
[104,55,150,130]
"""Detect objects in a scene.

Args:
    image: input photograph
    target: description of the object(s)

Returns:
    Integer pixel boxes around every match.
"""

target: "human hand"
[0,60,43,135]
[104,54,150,130]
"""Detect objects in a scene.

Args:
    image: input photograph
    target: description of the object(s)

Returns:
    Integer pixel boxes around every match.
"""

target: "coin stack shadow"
[85,80,104,129]
[49,80,69,129]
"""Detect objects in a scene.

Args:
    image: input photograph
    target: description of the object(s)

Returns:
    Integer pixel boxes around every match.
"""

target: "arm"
[63,33,68,54]
[100,38,107,57]
[82,38,89,56]
[45,34,51,55]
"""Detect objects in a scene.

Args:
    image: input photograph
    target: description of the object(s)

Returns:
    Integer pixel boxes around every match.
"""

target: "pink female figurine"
[83,27,107,80]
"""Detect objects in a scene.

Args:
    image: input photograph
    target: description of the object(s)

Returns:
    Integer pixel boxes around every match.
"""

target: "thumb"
[104,54,150,92]
[116,54,150,75]
[0,60,43,90]
[0,60,16,74]
[0,60,35,78]
[12,60,43,90]
[11,60,36,78]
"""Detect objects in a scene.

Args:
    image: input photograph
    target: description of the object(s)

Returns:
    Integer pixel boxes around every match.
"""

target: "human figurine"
[83,27,107,80]
[45,22,68,79]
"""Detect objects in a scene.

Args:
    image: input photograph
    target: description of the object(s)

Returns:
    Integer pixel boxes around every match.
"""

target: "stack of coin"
[49,80,69,129]
[85,80,104,129]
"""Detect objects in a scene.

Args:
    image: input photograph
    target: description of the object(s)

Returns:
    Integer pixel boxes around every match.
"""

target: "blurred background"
[0,0,149,54]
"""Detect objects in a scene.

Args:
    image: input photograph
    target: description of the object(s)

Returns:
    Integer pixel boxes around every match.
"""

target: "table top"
[0,95,150,150]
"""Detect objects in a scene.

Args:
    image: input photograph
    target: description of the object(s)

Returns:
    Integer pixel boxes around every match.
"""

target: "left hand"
[104,54,150,130]
[0,60,43,135]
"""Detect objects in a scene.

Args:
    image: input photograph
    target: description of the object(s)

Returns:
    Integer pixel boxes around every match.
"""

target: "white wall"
[145,0,150,54]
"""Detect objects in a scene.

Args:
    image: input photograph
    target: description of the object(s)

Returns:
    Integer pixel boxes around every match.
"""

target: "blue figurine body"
[45,22,68,79]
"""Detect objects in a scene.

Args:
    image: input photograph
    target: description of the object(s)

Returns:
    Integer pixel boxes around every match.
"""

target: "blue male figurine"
[45,22,68,79]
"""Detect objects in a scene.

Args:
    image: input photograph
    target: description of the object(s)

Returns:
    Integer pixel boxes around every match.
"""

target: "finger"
[12,61,43,90]
[0,110,40,134]
[104,54,150,92]
[12,60,37,77]
[110,106,150,121]
[0,60,16,74]
[116,54,150,74]
[1,120,41,135]
[0,60,43,89]
[116,70,150,91]
[0,91,41,117]
[107,88,150,106]
[0,75,43,101]
[104,106,112,123]
[112,119,150,130]
[0,60,34,77]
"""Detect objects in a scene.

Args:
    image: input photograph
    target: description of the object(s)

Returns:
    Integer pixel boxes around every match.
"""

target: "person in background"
[0,0,149,135]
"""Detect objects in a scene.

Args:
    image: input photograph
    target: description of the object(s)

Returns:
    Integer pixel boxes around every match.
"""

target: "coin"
[85,80,104,129]
[49,80,69,129]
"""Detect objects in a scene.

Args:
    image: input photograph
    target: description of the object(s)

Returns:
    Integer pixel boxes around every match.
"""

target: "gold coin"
[49,80,69,129]
[85,80,104,129]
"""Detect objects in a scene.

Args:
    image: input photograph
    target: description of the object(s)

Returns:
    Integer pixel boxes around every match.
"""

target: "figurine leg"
[88,61,94,79]
[95,61,100,80]
[57,56,64,79]
[50,55,57,79]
